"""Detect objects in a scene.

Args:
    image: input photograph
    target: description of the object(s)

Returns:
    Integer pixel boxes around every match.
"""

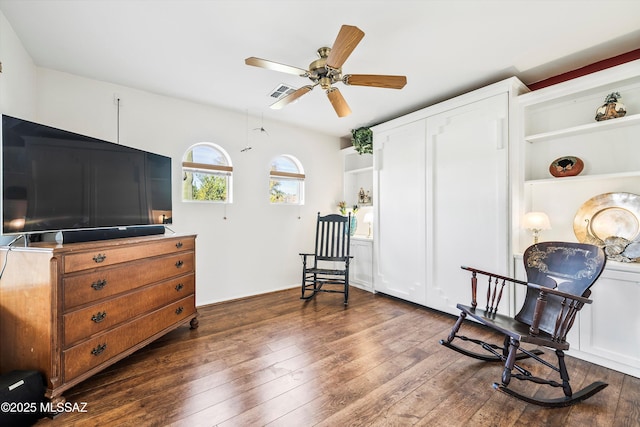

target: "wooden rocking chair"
[300,213,352,305]
[440,241,608,407]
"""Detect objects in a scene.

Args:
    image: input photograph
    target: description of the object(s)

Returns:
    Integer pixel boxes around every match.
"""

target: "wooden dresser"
[0,233,198,403]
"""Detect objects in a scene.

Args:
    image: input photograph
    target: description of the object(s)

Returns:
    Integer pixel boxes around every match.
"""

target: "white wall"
[0,10,37,246]
[1,9,344,305]
[35,69,343,305]
[0,10,37,119]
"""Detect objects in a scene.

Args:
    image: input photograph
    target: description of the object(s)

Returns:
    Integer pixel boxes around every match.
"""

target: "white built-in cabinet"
[514,59,640,377]
[368,61,640,377]
[372,120,427,304]
[372,78,528,313]
[426,93,512,315]
[350,237,373,291]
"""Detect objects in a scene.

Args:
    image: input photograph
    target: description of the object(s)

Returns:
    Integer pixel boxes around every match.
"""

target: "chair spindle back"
[315,213,351,261]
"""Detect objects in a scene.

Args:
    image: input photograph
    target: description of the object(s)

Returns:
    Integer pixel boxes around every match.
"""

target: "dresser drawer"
[63,252,194,310]
[63,295,196,382]
[63,237,195,273]
[63,274,195,347]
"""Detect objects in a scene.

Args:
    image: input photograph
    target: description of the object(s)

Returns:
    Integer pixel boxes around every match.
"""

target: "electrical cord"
[0,235,22,280]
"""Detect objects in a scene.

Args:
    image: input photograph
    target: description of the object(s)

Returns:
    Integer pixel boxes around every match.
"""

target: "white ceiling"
[2,0,640,138]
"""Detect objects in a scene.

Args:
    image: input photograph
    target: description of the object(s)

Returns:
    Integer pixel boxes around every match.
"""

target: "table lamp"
[523,212,551,244]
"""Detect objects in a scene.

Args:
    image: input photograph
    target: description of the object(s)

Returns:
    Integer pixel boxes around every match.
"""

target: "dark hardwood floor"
[36,287,639,427]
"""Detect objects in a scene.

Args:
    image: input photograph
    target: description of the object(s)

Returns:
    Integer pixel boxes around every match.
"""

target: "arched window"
[182,143,233,203]
[270,155,305,204]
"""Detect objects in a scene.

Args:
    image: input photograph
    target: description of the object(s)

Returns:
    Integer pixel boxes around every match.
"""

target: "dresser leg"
[43,394,66,418]
[190,316,199,329]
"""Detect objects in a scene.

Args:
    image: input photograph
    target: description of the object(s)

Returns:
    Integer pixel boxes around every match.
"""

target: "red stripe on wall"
[528,48,640,91]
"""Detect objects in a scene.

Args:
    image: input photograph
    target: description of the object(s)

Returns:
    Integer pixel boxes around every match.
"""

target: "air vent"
[269,83,296,99]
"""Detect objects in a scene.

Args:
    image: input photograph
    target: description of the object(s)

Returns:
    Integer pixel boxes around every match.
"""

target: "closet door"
[425,93,510,316]
[373,120,426,304]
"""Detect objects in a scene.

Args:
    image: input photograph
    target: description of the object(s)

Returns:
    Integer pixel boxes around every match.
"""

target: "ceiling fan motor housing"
[309,47,342,88]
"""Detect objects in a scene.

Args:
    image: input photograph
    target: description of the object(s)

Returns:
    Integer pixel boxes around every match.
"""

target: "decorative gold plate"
[573,192,640,244]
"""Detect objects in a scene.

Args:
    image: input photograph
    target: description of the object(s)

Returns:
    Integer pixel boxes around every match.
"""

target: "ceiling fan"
[245,25,407,118]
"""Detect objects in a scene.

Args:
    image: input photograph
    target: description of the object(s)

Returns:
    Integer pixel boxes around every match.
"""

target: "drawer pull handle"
[175,306,184,315]
[91,279,107,290]
[91,343,107,356]
[93,253,107,263]
[175,283,184,291]
[175,260,184,268]
[91,311,107,323]
[176,241,183,249]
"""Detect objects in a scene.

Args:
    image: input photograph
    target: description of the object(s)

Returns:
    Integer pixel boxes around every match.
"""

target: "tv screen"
[2,115,172,236]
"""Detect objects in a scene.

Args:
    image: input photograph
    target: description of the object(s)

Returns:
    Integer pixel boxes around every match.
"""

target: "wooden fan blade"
[343,74,407,89]
[326,87,351,117]
[270,85,314,110]
[245,57,308,76]
[326,25,365,69]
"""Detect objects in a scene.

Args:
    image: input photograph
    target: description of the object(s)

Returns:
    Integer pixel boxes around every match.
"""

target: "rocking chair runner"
[300,213,352,305]
[440,242,608,407]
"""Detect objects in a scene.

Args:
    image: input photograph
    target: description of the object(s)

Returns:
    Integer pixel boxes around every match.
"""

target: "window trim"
[182,161,233,173]
[269,170,305,180]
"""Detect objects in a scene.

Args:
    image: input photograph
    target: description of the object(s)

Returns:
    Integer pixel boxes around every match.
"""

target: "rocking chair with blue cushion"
[440,241,607,407]
[300,213,352,305]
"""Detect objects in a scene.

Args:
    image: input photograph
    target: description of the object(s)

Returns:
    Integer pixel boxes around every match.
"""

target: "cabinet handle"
[175,283,184,291]
[91,311,107,323]
[175,260,184,268]
[91,279,107,290]
[91,343,107,356]
[175,241,183,249]
[175,306,184,315]
[92,253,107,263]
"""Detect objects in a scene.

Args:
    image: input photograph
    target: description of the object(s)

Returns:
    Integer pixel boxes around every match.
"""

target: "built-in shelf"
[525,170,640,185]
[343,148,373,208]
[524,113,640,143]
[514,60,640,377]
[345,166,373,175]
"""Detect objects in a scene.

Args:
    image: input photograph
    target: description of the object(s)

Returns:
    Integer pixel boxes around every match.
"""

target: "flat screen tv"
[1,115,172,237]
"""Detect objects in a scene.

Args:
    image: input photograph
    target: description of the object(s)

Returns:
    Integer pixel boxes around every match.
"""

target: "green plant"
[351,127,373,155]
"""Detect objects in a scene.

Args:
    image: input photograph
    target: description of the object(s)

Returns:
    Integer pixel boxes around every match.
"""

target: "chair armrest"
[461,266,527,313]
[299,253,314,267]
[461,266,527,286]
[527,283,592,305]
[526,283,592,339]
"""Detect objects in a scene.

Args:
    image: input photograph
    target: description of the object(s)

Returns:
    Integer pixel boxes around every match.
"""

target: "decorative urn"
[595,92,626,121]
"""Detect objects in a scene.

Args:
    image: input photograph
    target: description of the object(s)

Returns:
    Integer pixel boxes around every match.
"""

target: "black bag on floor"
[0,370,45,426]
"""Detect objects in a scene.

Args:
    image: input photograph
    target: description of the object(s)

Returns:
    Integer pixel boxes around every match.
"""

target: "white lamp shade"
[523,212,551,230]
[363,212,374,224]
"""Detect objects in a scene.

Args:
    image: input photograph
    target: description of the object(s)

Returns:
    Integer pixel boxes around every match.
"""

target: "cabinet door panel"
[579,269,640,376]
[374,120,426,304]
[426,93,510,315]
[350,239,373,289]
